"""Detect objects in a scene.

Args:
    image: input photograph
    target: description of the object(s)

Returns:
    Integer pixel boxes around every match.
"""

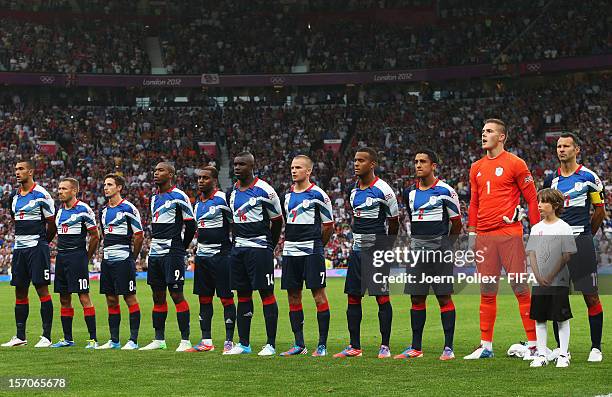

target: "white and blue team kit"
[281,183,334,290]
[404,178,461,295]
[55,200,98,293]
[193,189,233,298]
[10,183,55,287]
[147,186,194,291]
[100,199,143,295]
[345,177,399,296]
[544,165,605,292]
[229,178,283,291]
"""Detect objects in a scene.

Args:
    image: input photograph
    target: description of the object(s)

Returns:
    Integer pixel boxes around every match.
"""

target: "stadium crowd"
[0,0,610,74]
[0,73,610,275]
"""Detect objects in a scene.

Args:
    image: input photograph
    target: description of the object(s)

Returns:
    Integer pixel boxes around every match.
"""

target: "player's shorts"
[10,241,51,287]
[193,254,233,298]
[147,254,186,292]
[229,247,274,291]
[344,249,390,297]
[404,252,453,296]
[100,258,137,295]
[567,235,598,294]
[54,249,90,294]
[281,253,326,290]
[530,286,572,322]
[475,225,526,279]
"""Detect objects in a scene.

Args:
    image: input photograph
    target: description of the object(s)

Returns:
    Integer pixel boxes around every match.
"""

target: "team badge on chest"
[495,167,504,176]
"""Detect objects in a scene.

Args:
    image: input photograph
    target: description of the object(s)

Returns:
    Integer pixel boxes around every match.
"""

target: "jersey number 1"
[486,180,491,195]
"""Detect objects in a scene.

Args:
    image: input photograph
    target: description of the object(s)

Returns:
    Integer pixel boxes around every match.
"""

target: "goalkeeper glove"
[503,205,526,224]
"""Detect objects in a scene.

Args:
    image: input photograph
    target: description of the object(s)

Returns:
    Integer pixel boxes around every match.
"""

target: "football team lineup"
[2,121,607,370]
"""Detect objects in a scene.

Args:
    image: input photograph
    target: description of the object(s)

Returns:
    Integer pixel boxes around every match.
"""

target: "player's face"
[103,178,122,198]
[556,137,579,162]
[354,151,375,178]
[233,156,253,180]
[414,154,436,178]
[15,162,33,184]
[291,158,311,183]
[57,181,76,203]
[197,169,215,193]
[537,200,555,218]
[481,123,505,150]
[153,163,171,186]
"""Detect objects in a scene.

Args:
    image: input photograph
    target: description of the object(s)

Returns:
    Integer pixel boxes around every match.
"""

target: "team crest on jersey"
[366,197,373,206]
[495,167,504,176]
[209,205,216,214]
[429,196,438,205]
[249,197,257,206]
[164,201,171,208]
[574,182,583,192]
[302,199,311,208]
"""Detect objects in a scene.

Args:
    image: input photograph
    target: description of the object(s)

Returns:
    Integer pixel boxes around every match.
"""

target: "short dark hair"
[356,147,378,162]
[200,166,219,179]
[60,177,79,192]
[537,188,565,216]
[17,160,35,169]
[558,132,581,147]
[484,118,507,133]
[415,149,439,164]
[104,173,126,191]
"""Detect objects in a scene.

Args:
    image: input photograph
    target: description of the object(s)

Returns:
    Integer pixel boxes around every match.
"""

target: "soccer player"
[396,150,462,360]
[464,118,540,360]
[334,147,399,358]
[96,174,144,350]
[279,155,334,357]
[2,160,56,348]
[224,152,284,356]
[543,132,606,362]
[185,166,236,354]
[526,189,576,368]
[51,178,100,349]
[140,162,197,352]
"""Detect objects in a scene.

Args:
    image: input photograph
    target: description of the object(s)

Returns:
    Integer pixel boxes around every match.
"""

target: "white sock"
[481,340,493,350]
[535,321,548,356]
[557,320,570,356]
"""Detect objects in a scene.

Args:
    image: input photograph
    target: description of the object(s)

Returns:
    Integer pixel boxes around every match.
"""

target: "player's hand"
[535,273,551,287]
[503,205,526,224]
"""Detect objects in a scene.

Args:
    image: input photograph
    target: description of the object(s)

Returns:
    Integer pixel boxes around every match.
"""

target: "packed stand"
[0,18,150,73]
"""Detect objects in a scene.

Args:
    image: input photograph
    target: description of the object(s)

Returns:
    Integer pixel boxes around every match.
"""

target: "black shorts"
[10,242,51,287]
[193,254,233,298]
[100,258,137,295]
[147,255,185,292]
[344,249,390,297]
[54,249,90,294]
[567,235,598,294]
[530,286,573,322]
[229,247,275,291]
[404,255,454,296]
[281,253,326,290]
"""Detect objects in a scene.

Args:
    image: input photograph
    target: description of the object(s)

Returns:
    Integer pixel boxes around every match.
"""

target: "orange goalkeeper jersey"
[468,150,540,232]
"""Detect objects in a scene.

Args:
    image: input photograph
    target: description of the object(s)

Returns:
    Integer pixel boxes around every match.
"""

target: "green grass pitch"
[0,278,610,396]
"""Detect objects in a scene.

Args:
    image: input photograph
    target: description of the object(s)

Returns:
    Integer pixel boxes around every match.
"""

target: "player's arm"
[264,188,284,248]
[589,176,606,235]
[126,206,145,259]
[86,226,100,260]
[319,190,335,247]
[467,164,479,234]
[515,160,540,226]
[271,217,283,248]
[179,195,197,250]
[445,186,463,245]
[42,194,57,242]
[385,196,400,237]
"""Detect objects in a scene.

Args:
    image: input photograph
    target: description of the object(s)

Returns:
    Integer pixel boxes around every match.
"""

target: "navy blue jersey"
[229,178,283,249]
[350,177,399,250]
[101,199,143,261]
[404,179,461,237]
[544,165,605,235]
[282,183,334,256]
[11,183,55,249]
[150,186,194,257]
[56,200,97,252]
[194,189,232,257]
